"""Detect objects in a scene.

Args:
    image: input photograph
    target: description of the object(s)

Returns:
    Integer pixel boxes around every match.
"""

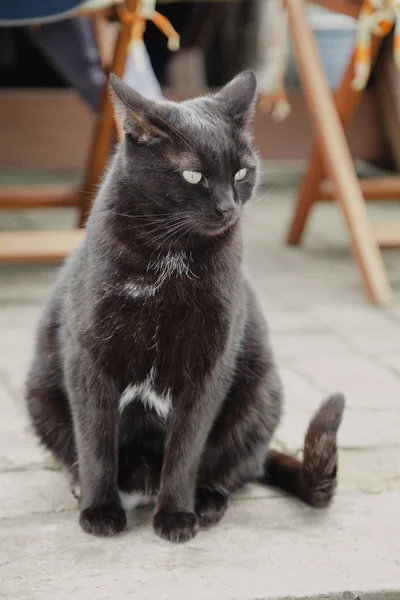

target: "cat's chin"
[202,220,238,237]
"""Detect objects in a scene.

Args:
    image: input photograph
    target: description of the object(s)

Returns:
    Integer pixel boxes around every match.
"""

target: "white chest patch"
[119,368,172,420]
[152,250,192,280]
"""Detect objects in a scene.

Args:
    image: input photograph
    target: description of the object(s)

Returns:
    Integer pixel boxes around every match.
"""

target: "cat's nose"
[215,199,235,220]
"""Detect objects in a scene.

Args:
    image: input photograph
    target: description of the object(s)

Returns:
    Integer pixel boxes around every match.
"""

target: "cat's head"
[109,71,258,246]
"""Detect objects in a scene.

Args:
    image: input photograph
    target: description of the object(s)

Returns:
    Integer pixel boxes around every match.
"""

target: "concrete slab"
[1,493,399,600]
[0,469,75,518]
[287,353,400,409]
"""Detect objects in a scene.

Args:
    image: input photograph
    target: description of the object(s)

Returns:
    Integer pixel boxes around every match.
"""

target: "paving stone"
[289,353,400,409]
[0,304,41,393]
[271,332,351,362]
[380,353,400,376]
[0,265,57,303]
[0,469,75,518]
[0,378,27,433]
[338,448,400,495]
[277,408,400,451]
[0,430,46,471]
[266,310,327,334]
[279,367,325,411]
[312,305,400,355]
[1,492,399,600]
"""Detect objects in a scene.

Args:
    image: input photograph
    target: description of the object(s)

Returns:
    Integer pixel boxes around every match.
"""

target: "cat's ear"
[215,71,257,127]
[109,74,167,144]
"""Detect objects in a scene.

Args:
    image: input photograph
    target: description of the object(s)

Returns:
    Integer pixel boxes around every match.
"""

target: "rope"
[352,0,397,90]
[259,0,400,121]
[258,0,291,122]
[119,0,180,72]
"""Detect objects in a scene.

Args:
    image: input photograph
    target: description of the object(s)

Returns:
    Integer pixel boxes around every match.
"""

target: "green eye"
[234,168,248,181]
[182,170,202,184]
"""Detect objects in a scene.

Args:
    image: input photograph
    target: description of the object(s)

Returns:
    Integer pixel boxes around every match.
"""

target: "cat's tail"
[259,394,345,508]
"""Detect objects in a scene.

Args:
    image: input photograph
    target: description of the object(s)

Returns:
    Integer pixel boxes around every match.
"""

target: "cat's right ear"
[109,74,167,144]
[215,71,257,128]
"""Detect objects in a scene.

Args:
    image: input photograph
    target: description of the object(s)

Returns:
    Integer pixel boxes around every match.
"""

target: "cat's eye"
[234,168,248,182]
[182,170,202,184]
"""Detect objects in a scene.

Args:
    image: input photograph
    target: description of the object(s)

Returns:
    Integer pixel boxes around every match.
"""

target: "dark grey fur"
[26,72,345,543]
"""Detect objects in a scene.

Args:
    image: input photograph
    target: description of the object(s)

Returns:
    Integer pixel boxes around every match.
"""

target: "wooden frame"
[0,0,139,262]
[286,0,400,305]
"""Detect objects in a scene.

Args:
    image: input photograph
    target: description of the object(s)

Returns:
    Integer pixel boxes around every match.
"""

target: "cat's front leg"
[65,345,126,537]
[154,382,222,543]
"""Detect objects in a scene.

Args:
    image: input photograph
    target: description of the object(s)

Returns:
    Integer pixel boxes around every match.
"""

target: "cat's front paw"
[153,510,198,543]
[196,488,228,528]
[79,503,127,537]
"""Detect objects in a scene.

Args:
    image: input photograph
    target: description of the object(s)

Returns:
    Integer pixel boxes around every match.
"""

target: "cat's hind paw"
[196,488,228,528]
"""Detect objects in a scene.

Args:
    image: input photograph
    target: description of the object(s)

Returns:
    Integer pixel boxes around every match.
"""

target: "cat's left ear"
[109,74,168,144]
[215,71,257,128]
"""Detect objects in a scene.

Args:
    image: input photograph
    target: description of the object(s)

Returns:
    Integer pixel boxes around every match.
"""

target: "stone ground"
[1,171,400,599]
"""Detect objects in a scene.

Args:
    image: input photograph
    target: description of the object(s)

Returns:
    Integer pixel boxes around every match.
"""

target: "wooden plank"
[0,185,80,209]
[319,177,400,201]
[373,221,400,247]
[0,91,93,170]
[0,230,84,263]
[0,87,386,171]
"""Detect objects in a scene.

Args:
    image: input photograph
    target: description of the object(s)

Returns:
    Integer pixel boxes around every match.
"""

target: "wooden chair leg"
[286,0,392,305]
[287,34,384,245]
[78,2,138,226]
[93,14,116,72]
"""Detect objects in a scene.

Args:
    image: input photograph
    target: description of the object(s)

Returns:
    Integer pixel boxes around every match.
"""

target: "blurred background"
[1,2,400,596]
[1,0,398,208]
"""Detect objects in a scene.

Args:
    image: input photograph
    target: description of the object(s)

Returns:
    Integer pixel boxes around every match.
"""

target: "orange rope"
[352,0,397,90]
[118,2,180,53]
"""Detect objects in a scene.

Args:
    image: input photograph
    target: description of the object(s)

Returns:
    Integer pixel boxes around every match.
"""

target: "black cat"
[26,72,345,543]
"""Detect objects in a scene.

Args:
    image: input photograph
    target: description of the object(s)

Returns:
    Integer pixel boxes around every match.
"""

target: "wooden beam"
[0,185,80,210]
[79,0,140,225]
[373,222,400,247]
[0,230,84,262]
[93,15,116,73]
[319,177,400,201]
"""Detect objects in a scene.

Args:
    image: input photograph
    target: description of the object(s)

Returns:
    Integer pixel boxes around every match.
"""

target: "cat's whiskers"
[150,218,194,246]
[173,222,199,253]
[106,209,188,220]
[105,210,195,241]
[128,217,193,237]
[244,184,276,209]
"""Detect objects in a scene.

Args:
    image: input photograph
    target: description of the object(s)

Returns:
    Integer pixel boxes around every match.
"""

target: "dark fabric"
[29,17,105,111]
[145,1,200,85]
[204,0,259,87]
[0,0,83,25]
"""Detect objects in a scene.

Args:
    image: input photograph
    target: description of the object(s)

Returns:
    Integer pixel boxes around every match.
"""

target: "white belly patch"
[119,491,155,511]
[119,369,172,421]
